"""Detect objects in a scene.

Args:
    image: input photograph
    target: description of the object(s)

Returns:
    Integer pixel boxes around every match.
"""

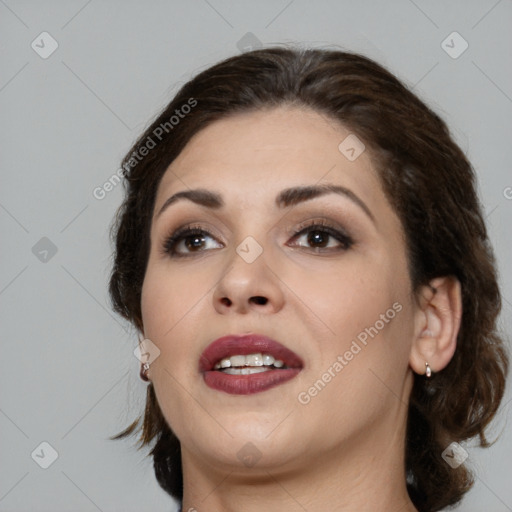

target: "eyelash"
[161,219,354,258]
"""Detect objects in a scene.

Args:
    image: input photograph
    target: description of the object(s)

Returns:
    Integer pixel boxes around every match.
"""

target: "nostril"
[251,296,268,305]
[221,297,232,306]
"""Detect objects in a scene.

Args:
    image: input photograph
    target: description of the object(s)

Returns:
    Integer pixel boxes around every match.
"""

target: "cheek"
[284,250,412,384]
[140,261,207,338]
[282,253,395,337]
[140,259,220,392]
[296,298,412,437]
[140,264,206,403]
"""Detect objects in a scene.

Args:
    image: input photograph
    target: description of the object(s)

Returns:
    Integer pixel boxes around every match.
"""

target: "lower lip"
[203,368,301,395]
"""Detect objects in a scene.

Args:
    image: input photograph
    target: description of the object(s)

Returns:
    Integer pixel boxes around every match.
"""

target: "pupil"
[186,235,204,250]
[308,230,327,247]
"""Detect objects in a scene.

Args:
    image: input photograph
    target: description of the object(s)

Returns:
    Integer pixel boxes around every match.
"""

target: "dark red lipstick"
[199,334,303,395]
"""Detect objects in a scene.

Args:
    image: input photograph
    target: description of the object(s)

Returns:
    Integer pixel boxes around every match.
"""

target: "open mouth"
[199,334,303,395]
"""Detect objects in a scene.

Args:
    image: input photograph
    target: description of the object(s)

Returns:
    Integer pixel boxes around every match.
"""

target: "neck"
[180,411,418,512]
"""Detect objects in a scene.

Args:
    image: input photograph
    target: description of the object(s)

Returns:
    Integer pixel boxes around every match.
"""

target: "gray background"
[1,0,511,510]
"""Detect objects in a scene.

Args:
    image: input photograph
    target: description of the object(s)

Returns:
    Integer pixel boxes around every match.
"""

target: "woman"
[109,47,508,511]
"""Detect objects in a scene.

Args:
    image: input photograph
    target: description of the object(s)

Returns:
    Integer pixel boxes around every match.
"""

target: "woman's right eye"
[162,227,223,257]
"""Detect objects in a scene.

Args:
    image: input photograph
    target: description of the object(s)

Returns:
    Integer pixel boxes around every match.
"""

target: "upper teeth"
[213,353,285,370]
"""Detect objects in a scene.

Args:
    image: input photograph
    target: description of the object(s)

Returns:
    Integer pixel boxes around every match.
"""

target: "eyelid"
[285,217,348,235]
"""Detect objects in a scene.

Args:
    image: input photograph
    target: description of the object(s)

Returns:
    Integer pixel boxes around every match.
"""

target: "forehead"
[155,106,383,209]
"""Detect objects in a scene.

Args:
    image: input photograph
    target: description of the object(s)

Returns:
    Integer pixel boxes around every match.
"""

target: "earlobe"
[410,276,462,376]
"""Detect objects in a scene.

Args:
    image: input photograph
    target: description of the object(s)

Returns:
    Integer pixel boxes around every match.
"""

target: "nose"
[212,245,285,315]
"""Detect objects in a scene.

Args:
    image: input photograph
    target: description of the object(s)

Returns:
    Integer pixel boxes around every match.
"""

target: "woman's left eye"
[288,223,353,251]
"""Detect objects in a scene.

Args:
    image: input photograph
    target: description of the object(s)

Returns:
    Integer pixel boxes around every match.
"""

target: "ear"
[409,276,462,376]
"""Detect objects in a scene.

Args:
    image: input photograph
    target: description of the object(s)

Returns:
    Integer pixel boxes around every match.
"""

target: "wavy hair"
[109,46,509,511]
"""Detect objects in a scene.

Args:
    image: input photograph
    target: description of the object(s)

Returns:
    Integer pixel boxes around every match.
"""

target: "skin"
[140,105,462,512]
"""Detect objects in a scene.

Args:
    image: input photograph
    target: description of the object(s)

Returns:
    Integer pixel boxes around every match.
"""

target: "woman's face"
[141,105,418,474]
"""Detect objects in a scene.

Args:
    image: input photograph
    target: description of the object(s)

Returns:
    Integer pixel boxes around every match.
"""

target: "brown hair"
[109,46,509,511]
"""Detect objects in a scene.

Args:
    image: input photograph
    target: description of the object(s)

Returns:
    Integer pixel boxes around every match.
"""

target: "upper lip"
[199,334,304,372]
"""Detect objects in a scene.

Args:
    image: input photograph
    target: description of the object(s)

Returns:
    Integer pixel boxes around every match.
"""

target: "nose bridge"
[212,229,284,314]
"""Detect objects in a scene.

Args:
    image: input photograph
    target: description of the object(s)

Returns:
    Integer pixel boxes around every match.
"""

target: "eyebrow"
[156,184,375,222]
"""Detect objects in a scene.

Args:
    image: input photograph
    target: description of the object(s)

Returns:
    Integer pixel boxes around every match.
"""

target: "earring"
[425,362,432,378]
[140,362,150,382]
